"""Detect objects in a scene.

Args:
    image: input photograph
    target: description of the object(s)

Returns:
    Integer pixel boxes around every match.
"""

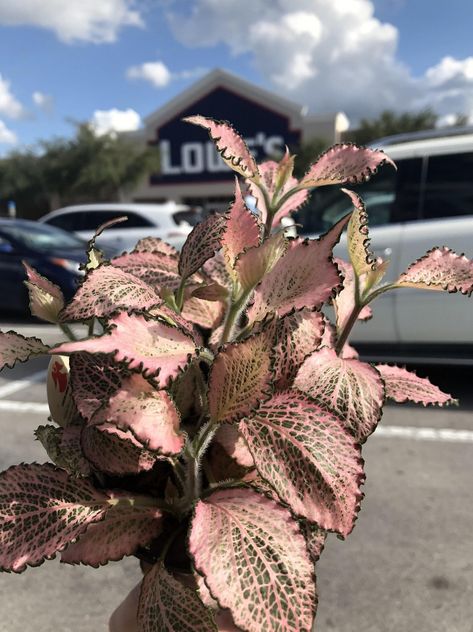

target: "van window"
[422,152,473,220]
[80,211,154,231]
[296,157,422,234]
[47,212,85,231]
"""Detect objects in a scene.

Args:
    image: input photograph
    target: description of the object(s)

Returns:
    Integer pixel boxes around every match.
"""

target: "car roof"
[0,218,43,228]
[40,202,191,223]
[372,127,473,160]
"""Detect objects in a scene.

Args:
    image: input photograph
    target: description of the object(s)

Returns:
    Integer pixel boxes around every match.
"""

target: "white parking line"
[0,400,49,414]
[0,370,47,399]
[375,425,473,442]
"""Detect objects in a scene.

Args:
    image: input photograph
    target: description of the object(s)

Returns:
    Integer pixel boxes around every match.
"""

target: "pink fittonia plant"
[0,116,470,632]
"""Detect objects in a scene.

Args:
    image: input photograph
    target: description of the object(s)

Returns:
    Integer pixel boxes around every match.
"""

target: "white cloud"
[90,108,142,136]
[0,0,142,44]
[0,75,25,119]
[127,61,172,88]
[32,91,54,113]
[127,60,207,88]
[166,0,473,124]
[0,120,17,145]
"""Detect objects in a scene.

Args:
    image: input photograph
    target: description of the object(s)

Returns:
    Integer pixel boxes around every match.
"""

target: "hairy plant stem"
[220,287,253,344]
[175,277,186,312]
[335,302,364,355]
[181,421,219,511]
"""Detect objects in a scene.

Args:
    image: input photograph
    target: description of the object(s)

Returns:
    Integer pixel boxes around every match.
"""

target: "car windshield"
[0,222,86,252]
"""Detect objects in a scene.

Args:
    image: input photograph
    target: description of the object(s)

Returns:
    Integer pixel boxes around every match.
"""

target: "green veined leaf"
[343,189,377,276]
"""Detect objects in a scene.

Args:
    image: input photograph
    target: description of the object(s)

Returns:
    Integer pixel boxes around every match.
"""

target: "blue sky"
[0,0,472,152]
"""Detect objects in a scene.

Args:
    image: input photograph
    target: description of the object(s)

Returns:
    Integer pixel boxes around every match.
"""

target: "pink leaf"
[240,391,364,536]
[0,330,49,370]
[184,115,259,180]
[300,144,395,188]
[234,231,288,290]
[208,332,273,423]
[84,216,128,271]
[376,364,457,406]
[396,247,473,294]
[294,347,384,442]
[203,252,233,292]
[299,522,327,564]
[52,312,197,387]
[91,373,184,453]
[69,352,128,421]
[35,425,91,477]
[179,213,227,280]
[189,488,316,632]
[148,304,202,345]
[334,259,373,334]
[23,262,65,323]
[343,189,377,277]
[60,265,161,321]
[0,463,108,572]
[111,251,181,292]
[81,424,159,475]
[222,179,261,272]
[138,561,218,631]
[247,159,309,225]
[191,283,229,302]
[270,309,325,390]
[214,424,254,468]
[181,295,225,329]
[61,501,162,566]
[133,236,179,258]
[247,213,350,323]
[170,362,207,421]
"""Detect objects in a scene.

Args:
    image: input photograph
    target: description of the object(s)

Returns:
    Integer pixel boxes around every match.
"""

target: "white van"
[299,127,473,364]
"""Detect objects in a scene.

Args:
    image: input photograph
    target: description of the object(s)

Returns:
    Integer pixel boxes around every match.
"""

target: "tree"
[0,123,160,219]
[347,108,438,145]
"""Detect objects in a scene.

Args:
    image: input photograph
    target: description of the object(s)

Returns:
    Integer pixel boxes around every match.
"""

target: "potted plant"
[0,116,468,632]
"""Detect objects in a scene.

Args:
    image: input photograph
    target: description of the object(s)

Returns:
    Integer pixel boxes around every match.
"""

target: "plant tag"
[47,355,76,427]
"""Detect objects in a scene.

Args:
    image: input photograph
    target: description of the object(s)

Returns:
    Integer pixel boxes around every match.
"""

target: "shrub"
[0,116,469,632]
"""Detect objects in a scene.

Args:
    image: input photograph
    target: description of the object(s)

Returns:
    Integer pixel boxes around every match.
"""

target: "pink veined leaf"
[61,501,162,566]
[23,262,65,323]
[81,424,160,475]
[299,521,327,564]
[91,373,184,453]
[111,251,181,292]
[51,312,197,387]
[334,259,373,334]
[181,294,225,329]
[191,282,229,302]
[184,115,259,181]
[60,265,161,321]
[240,391,364,536]
[234,230,288,291]
[247,213,351,323]
[35,424,91,477]
[222,179,261,275]
[179,213,228,280]
[320,316,336,348]
[133,236,179,258]
[0,463,108,572]
[300,143,395,188]
[269,309,325,390]
[294,347,385,442]
[170,362,207,421]
[214,424,254,468]
[203,252,233,292]
[148,304,202,346]
[189,488,316,632]
[247,159,309,225]
[208,331,273,423]
[341,342,359,359]
[69,352,129,421]
[376,364,457,406]
[137,561,218,632]
[395,247,473,294]
[0,330,49,370]
[343,189,377,277]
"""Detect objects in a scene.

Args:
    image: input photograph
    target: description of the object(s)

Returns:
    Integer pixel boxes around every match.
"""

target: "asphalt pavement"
[0,320,472,632]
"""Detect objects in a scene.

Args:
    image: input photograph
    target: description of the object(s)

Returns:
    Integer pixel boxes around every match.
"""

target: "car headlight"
[49,258,85,276]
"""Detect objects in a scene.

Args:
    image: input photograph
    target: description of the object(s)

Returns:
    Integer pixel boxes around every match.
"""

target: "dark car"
[0,218,89,314]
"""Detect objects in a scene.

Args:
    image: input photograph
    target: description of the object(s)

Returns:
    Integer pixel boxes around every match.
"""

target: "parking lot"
[0,320,472,632]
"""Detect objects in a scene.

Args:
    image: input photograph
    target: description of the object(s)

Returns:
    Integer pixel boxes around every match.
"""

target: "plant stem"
[175,277,186,312]
[334,302,364,355]
[59,323,77,341]
[220,288,252,344]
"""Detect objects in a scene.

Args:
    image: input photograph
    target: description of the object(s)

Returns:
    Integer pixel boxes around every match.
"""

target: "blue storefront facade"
[132,68,348,211]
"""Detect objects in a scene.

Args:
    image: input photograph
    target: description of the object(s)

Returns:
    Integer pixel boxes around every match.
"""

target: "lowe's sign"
[150,86,301,185]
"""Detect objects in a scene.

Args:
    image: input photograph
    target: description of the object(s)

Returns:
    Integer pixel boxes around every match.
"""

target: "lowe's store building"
[131,68,349,212]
